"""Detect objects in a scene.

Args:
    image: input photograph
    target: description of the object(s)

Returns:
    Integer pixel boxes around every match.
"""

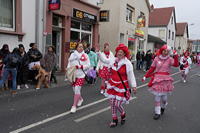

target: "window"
[168,30,171,39]
[70,20,92,48]
[71,20,80,29]
[126,5,134,23]
[120,33,124,43]
[172,32,174,40]
[159,29,165,39]
[171,17,173,24]
[0,0,15,31]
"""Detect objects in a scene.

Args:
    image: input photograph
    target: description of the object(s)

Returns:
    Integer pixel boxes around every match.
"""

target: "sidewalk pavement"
[0,68,146,98]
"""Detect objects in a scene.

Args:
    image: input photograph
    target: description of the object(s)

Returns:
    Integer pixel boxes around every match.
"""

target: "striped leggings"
[110,98,125,119]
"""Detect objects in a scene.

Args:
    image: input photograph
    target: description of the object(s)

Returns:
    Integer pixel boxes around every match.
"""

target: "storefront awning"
[148,34,166,45]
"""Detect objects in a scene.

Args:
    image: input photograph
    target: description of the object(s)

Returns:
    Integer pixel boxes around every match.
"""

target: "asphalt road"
[1,65,200,133]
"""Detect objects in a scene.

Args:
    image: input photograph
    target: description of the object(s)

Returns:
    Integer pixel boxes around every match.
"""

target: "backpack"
[9,55,19,68]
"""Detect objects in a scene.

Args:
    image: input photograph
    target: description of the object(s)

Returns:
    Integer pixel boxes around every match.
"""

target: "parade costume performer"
[179,51,192,83]
[103,44,137,127]
[67,42,90,113]
[142,45,179,120]
[97,43,115,94]
[197,53,200,66]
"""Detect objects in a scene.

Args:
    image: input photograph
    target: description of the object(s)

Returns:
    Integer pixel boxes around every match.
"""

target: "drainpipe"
[35,0,39,48]
[42,0,47,53]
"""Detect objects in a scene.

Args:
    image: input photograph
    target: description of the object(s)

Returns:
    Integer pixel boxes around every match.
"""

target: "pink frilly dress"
[148,55,177,96]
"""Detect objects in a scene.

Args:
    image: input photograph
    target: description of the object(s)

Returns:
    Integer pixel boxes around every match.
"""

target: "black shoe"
[153,114,161,120]
[110,119,118,128]
[121,113,126,125]
[161,108,165,115]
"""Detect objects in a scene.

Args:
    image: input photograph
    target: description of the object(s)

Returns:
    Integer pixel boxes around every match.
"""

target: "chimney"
[150,4,154,11]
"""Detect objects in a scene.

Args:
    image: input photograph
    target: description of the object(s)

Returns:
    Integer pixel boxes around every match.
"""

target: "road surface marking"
[9,69,197,133]
[74,97,137,123]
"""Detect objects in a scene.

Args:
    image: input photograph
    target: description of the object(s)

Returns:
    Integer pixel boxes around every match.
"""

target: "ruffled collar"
[159,55,169,60]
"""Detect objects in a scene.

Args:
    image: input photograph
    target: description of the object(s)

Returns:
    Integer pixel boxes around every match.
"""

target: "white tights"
[154,94,168,114]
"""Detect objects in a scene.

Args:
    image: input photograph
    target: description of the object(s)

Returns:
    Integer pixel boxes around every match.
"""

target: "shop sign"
[137,15,146,28]
[70,42,77,49]
[135,29,144,38]
[73,9,97,23]
[49,0,61,10]
[100,10,109,22]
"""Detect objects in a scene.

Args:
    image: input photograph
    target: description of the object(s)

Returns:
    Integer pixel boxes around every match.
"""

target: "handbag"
[65,66,76,83]
[116,65,131,101]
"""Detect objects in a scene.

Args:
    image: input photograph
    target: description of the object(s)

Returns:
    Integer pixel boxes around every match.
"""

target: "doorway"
[52,30,62,69]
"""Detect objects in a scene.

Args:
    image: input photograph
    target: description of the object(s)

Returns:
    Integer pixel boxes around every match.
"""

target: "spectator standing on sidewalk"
[96,43,115,94]
[145,50,153,71]
[17,44,29,90]
[136,51,141,70]
[0,44,11,90]
[41,46,57,82]
[67,42,90,113]
[27,43,43,82]
[141,51,145,71]
[104,44,137,128]
[0,48,20,95]
[142,45,179,120]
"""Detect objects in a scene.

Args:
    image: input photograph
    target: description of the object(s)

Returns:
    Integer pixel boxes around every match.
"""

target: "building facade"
[98,0,150,59]
[175,22,189,54]
[0,0,44,52]
[45,0,100,71]
[192,40,200,53]
[148,6,176,50]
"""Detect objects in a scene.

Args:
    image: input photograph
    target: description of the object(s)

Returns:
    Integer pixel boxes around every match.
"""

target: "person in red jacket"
[104,44,137,127]
[142,45,179,120]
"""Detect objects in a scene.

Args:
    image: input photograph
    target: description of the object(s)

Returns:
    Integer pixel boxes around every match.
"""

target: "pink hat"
[159,44,171,55]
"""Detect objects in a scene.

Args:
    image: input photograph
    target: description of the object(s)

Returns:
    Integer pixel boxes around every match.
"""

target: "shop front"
[46,0,99,72]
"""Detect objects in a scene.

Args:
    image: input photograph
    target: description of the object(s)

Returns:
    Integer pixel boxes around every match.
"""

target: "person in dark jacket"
[27,43,43,82]
[136,51,141,70]
[0,44,10,58]
[145,50,153,71]
[27,43,43,69]
[0,44,11,90]
[0,48,20,94]
[17,44,29,89]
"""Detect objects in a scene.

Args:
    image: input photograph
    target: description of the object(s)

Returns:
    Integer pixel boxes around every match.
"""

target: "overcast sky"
[150,0,200,40]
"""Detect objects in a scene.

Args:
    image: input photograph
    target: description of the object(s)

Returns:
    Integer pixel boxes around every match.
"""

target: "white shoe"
[70,106,76,113]
[100,90,104,94]
[17,85,21,90]
[183,80,186,83]
[24,84,29,89]
[36,88,40,90]
[77,99,83,107]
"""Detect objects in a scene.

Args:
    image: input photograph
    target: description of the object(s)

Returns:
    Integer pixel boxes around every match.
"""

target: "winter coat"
[27,48,43,62]
[67,50,90,79]
[41,52,57,72]
[3,53,20,69]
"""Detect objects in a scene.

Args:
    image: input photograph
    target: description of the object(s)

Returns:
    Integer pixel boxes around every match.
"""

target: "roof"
[149,7,175,27]
[176,22,188,36]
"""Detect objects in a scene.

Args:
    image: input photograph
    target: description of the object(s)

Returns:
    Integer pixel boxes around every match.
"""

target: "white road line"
[8,70,191,133]
[74,97,137,123]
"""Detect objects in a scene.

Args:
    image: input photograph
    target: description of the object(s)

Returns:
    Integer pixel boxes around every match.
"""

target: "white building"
[98,0,150,59]
[0,0,44,52]
[148,6,176,50]
[175,22,189,54]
